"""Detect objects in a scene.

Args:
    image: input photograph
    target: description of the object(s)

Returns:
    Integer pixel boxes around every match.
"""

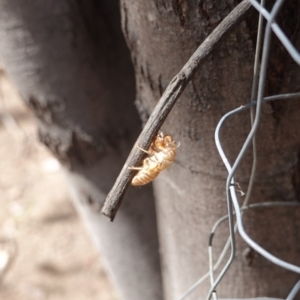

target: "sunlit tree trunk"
[121,0,300,299]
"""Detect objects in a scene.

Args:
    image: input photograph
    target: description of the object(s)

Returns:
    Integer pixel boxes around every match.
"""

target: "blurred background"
[0,71,118,300]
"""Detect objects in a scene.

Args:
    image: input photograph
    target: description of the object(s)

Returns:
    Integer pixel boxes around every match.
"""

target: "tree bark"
[121,0,300,299]
[1,0,300,300]
[0,1,162,299]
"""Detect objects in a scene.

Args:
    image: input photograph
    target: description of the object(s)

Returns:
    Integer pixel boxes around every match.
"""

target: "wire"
[222,0,300,279]
[179,0,300,298]
[205,2,283,296]
[286,279,300,300]
[246,0,265,207]
[178,92,300,300]
[249,0,300,65]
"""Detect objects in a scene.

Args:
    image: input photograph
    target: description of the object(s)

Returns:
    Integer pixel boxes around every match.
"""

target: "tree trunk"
[0,1,162,300]
[121,0,300,299]
[1,1,300,300]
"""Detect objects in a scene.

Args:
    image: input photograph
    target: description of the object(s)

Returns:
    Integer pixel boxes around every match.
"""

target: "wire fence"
[178,0,300,299]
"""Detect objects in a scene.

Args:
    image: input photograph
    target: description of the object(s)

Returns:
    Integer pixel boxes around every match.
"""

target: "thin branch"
[101,0,252,221]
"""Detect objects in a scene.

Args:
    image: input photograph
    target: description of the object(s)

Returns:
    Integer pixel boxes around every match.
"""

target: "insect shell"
[128,132,179,186]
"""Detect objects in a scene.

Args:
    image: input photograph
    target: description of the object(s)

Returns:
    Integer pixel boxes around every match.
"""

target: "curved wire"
[179,0,300,298]
[210,202,300,242]
[178,91,300,300]
[249,0,300,65]
[205,3,290,298]
[286,279,300,300]
[224,0,300,277]
[208,5,266,297]
[230,188,300,273]
[213,90,300,293]
[246,0,265,208]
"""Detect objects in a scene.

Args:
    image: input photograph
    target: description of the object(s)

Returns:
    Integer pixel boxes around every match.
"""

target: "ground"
[0,71,118,300]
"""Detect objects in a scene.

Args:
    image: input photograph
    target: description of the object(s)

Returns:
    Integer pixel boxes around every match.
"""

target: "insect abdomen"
[153,149,176,170]
[131,170,159,186]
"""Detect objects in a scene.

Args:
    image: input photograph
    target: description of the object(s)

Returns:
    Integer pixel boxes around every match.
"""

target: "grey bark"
[0,1,162,300]
[121,0,300,299]
[1,0,300,300]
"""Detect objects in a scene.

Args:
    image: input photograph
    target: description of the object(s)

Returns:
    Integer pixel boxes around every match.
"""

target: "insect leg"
[128,166,143,170]
[137,145,153,155]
